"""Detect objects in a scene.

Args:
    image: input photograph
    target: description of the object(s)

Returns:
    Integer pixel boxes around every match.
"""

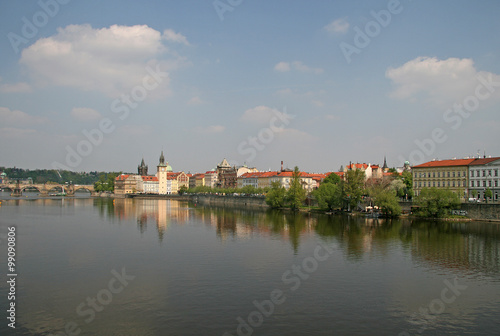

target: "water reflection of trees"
[93,199,500,276]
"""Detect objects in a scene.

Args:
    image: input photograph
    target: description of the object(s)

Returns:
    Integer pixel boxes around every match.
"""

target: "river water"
[0,196,499,336]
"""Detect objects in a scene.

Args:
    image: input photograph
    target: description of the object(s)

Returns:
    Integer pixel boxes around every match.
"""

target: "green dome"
[166,165,173,172]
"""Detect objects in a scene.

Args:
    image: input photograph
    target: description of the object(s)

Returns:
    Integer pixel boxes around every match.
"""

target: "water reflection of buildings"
[409,222,500,276]
[190,206,317,251]
[113,199,189,241]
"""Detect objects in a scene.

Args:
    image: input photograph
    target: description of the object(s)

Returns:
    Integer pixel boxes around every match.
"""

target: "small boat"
[49,192,67,196]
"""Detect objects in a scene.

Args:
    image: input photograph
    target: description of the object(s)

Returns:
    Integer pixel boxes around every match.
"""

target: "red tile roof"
[141,176,158,182]
[412,158,476,168]
[346,163,369,170]
[116,174,130,181]
[468,157,500,165]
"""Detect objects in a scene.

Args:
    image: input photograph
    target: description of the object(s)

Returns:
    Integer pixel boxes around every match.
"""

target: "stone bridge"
[1,183,96,197]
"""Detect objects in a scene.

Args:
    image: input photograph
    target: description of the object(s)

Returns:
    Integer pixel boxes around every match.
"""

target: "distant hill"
[0,167,123,185]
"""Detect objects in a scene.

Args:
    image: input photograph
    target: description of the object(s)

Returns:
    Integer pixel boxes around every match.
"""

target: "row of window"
[470,169,499,177]
[471,180,499,188]
[415,171,466,178]
[417,180,467,188]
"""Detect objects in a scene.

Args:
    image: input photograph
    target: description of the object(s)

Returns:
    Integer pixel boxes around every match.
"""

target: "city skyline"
[1,1,499,173]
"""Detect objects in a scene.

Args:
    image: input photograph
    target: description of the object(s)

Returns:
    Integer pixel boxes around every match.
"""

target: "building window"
[428,172,431,178]
[489,181,492,187]
[496,180,498,187]
[470,171,474,177]
[463,181,466,187]
[448,181,450,187]
[471,181,474,187]
[483,170,486,177]
[483,181,487,187]
[419,182,421,187]
[495,170,498,177]
[452,181,455,187]
[437,181,440,187]
[452,172,455,177]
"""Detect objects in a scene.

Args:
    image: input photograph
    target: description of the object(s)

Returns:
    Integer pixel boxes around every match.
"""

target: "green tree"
[323,172,342,185]
[371,187,401,217]
[344,169,365,210]
[286,166,307,210]
[178,185,188,195]
[266,181,286,208]
[312,172,343,211]
[416,187,460,218]
[401,170,413,199]
[471,190,478,199]
[390,179,406,198]
[485,188,493,202]
[313,182,342,211]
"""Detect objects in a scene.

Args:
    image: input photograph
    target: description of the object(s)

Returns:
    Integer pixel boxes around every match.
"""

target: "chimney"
[281,161,283,172]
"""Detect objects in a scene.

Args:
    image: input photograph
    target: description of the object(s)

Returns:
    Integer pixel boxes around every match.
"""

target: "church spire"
[159,151,165,165]
[382,155,388,169]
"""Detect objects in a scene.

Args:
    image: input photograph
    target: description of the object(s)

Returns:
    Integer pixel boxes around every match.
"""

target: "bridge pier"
[10,180,22,197]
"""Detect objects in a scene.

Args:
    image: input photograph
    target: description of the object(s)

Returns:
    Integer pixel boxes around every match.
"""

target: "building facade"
[142,175,159,194]
[412,159,473,198]
[157,151,173,195]
[468,157,500,201]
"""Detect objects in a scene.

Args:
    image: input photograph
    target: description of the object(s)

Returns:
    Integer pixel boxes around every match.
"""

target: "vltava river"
[0,197,499,336]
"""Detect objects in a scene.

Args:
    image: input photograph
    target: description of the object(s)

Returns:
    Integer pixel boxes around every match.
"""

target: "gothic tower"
[138,158,148,176]
[157,151,172,194]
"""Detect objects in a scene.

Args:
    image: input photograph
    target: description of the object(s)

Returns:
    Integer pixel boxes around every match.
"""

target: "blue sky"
[1,0,499,173]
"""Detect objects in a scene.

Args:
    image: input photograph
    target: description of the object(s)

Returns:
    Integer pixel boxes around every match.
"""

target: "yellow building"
[412,158,475,199]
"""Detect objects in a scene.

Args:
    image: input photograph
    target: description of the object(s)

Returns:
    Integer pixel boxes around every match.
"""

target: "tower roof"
[218,158,231,168]
[158,151,166,166]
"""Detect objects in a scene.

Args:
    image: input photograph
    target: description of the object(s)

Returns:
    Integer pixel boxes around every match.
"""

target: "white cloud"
[194,125,225,134]
[275,128,317,143]
[325,114,340,121]
[0,107,46,124]
[311,100,324,107]
[274,62,291,72]
[241,106,289,124]
[324,18,349,35]
[71,107,102,122]
[0,82,31,93]
[274,88,293,96]
[162,29,190,45]
[19,24,186,97]
[187,96,205,106]
[274,61,323,74]
[386,56,500,107]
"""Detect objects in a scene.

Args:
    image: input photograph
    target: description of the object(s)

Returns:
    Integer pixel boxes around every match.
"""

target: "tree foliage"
[94,173,119,192]
[416,187,460,218]
[369,186,401,217]
[266,181,287,208]
[344,169,365,209]
[485,188,493,202]
[313,172,343,211]
[286,166,307,210]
